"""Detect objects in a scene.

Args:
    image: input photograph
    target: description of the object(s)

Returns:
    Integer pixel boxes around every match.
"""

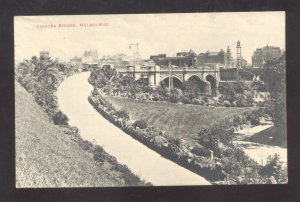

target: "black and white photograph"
[14,12,287,187]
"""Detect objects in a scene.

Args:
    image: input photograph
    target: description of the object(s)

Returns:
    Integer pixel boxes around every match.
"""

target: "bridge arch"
[185,73,202,81]
[185,75,210,96]
[205,74,218,97]
[160,75,183,89]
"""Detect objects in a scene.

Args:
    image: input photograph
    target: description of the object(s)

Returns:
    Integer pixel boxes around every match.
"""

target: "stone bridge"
[118,66,220,97]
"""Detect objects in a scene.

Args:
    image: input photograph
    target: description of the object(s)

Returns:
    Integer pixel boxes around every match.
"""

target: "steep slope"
[15,81,130,187]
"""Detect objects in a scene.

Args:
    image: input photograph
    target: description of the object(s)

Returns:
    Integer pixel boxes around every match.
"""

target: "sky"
[14,12,285,64]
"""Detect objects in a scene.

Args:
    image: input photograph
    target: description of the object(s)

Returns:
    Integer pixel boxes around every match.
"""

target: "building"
[69,56,82,64]
[82,50,99,64]
[225,46,234,68]
[149,54,167,66]
[150,48,234,68]
[197,49,226,67]
[82,50,99,70]
[252,45,283,67]
[150,50,196,67]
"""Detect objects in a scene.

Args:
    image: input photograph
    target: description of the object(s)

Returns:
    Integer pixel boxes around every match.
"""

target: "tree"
[219,82,249,104]
[182,80,202,99]
[262,55,286,144]
[261,154,287,183]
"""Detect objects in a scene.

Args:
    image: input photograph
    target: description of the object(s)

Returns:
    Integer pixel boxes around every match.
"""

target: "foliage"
[16,56,76,120]
[219,82,253,106]
[220,146,262,182]
[191,145,211,157]
[192,98,204,105]
[182,79,203,99]
[252,81,267,92]
[262,55,286,143]
[89,67,117,88]
[167,136,184,157]
[133,120,148,129]
[90,93,273,184]
[79,140,94,152]
[115,110,129,120]
[198,124,235,157]
[261,154,287,183]
[223,100,231,107]
[169,88,183,103]
[93,145,106,162]
[182,97,192,104]
[53,111,69,125]
[153,86,168,101]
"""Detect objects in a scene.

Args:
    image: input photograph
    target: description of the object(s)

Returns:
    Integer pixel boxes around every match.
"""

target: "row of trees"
[16,55,78,123]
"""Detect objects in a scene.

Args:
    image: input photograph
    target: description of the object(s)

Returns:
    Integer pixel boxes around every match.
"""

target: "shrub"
[182,97,192,104]
[261,154,287,183]
[115,110,129,119]
[221,157,243,176]
[192,98,203,105]
[223,100,231,107]
[247,113,260,126]
[52,111,69,125]
[221,147,259,178]
[133,119,148,129]
[191,145,211,157]
[152,96,159,101]
[79,140,94,152]
[93,145,106,162]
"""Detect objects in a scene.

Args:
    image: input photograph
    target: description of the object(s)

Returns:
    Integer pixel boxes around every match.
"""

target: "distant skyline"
[15,12,285,64]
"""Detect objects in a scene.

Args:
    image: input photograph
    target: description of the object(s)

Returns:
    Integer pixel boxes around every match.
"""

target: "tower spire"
[236,40,242,69]
[236,40,242,80]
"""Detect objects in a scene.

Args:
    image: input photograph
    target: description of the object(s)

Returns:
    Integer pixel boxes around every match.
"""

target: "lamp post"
[168,61,173,99]
[236,40,242,81]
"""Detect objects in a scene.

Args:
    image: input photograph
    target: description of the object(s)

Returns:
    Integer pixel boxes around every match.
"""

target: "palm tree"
[34,58,60,85]
[168,137,184,158]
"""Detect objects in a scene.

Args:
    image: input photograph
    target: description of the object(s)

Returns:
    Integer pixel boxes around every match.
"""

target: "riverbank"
[16,81,147,187]
[57,72,211,186]
[233,124,287,167]
[88,66,288,184]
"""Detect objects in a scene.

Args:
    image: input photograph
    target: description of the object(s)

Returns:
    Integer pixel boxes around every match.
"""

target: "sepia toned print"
[15,12,287,187]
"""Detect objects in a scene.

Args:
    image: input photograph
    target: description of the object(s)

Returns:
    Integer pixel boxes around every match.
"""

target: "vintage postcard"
[15,12,287,187]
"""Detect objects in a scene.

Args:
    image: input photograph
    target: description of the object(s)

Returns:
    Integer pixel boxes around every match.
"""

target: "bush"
[152,96,159,101]
[261,154,287,183]
[52,111,69,125]
[93,145,106,162]
[191,145,211,157]
[223,100,231,107]
[192,98,203,105]
[221,147,259,178]
[115,110,129,119]
[133,119,148,129]
[182,97,192,104]
[79,140,94,152]
[247,113,260,126]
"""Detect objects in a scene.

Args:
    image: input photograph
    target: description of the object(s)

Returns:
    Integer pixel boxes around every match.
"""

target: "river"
[56,72,210,186]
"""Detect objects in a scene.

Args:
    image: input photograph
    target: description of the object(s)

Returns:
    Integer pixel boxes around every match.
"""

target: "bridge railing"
[116,65,219,73]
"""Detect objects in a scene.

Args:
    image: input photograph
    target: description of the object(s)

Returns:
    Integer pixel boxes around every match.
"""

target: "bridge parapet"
[116,65,220,96]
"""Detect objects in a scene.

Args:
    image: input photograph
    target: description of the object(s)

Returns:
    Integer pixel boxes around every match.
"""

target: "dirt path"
[234,125,287,167]
[56,72,210,186]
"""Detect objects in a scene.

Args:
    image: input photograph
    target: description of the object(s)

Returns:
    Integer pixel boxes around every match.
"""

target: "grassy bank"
[105,96,254,144]
[16,81,148,187]
[91,94,287,184]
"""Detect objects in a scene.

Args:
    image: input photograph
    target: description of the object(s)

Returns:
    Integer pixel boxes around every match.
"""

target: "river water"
[56,72,210,186]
